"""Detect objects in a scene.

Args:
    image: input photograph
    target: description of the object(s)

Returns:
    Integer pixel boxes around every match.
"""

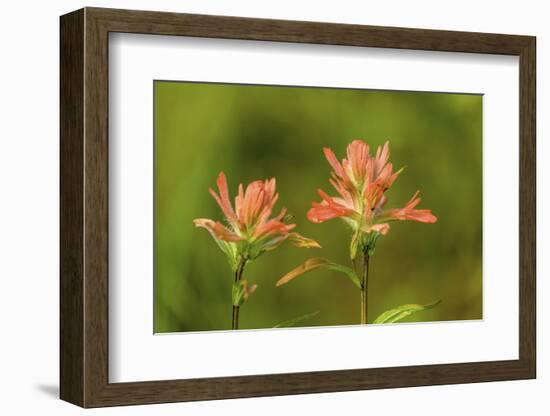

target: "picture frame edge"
[59,7,537,408]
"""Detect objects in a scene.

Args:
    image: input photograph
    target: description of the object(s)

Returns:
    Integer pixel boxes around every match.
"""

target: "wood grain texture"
[59,8,84,406]
[59,7,537,408]
[518,38,536,375]
[83,9,110,406]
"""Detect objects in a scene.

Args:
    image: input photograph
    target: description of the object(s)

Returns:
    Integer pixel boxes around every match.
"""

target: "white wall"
[0,1,545,414]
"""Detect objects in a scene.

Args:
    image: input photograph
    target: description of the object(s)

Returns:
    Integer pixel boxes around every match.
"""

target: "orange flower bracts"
[307,140,437,238]
[194,172,319,269]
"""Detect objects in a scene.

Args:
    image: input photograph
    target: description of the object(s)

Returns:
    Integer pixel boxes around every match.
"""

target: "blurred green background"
[154,81,482,333]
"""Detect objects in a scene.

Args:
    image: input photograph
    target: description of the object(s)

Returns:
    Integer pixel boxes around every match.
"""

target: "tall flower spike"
[280,139,439,327]
[307,140,437,236]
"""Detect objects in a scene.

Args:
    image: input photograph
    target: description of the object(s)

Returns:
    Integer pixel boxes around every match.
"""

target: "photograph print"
[154,80,482,333]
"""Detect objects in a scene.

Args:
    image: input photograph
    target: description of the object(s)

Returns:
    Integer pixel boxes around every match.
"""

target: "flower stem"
[232,305,239,330]
[360,251,370,325]
[232,259,247,330]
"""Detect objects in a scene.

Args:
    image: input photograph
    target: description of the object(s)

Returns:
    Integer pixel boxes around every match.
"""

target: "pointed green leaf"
[323,262,362,289]
[215,239,239,271]
[350,230,361,261]
[373,300,441,324]
[276,258,361,289]
[232,281,246,307]
[231,280,257,306]
[273,311,320,328]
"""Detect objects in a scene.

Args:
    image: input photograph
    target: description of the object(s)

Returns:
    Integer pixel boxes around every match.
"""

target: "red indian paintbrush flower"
[277,140,439,326]
[307,140,437,239]
[194,172,320,270]
[195,172,320,330]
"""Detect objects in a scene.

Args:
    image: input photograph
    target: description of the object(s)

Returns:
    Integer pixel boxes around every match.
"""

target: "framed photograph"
[60,7,536,408]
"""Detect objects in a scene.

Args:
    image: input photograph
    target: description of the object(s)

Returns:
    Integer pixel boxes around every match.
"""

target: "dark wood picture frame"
[60,7,536,408]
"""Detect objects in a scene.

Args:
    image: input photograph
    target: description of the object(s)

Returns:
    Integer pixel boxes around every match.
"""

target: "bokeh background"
[154,81,482,333]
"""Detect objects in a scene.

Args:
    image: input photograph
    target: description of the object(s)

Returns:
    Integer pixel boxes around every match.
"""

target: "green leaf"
[276,258,361,289]
[215,239,239,271]
[324,262,362,289]
[231,280,257,306]
[350,230,361,261]
[363,231,381,257]
[232,281,246,307]
[273,311,320,328]
[373,300,441,324]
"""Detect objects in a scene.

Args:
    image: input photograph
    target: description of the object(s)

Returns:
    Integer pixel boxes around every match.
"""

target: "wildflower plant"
[194,172,320,329]
[277,140,439,325]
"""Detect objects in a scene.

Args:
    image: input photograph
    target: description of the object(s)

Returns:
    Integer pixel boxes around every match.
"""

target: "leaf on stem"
[232,280,257,307]
[276,258,361,289]
[273,311,320,328]
[349,229,361,261]
[373,300,441,324]
[288,232,322,248]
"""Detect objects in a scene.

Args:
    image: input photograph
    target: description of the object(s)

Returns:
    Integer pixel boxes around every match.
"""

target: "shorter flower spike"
[194,172,320,264]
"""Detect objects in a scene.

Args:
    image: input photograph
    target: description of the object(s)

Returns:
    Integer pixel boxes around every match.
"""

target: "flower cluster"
[307,140,436,247]
[194,172,319,270]
[195,140,438,328]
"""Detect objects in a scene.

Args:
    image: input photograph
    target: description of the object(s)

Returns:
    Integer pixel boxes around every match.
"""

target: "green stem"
[360,251,370,325]
[232,305,239,330]
[232,259,246,330]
